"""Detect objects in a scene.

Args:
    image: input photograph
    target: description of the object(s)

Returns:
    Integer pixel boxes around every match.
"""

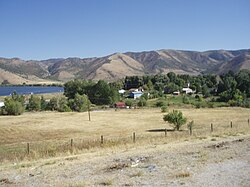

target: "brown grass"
[0,107,249,163]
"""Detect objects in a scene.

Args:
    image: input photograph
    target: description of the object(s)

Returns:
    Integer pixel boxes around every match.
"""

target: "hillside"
[0,49,250,84]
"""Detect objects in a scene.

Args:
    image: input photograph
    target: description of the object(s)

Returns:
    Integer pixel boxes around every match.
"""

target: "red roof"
[115,102,126,108]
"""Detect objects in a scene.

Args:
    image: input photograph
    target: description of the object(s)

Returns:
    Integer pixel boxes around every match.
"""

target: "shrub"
[27,95,41,111]
[182,96,190,104]
[69,94,90,112]
[138,98,147,107]
[161,106,168,113]
[125,99,133,108]
[3,97,24,115]
[163,110,187,131]
[156,98,167,107]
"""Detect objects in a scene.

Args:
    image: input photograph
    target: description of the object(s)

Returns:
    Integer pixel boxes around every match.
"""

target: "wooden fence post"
[165,128,167,137]
[230,121,233,128]
[189,125,192,135]
[133,132,136,143]
[70,139,73,149]
[211,123,213,132]
[101,135,104,144]
[248,119,249,126]
[27,143,30,155]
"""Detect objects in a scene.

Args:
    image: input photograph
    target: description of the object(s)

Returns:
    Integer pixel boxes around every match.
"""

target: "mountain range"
[0,49,250,84]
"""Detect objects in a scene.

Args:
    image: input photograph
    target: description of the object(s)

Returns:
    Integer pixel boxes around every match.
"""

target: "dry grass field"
[0,107,250,186]
[0,107,250,163]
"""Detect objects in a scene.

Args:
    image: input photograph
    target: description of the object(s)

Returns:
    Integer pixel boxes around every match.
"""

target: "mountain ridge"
[0,49,250,84]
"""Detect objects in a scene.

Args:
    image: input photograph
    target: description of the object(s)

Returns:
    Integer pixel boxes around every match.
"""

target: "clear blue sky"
[0,0,249,60]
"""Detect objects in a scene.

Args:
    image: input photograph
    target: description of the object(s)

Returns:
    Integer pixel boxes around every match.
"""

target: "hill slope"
[0,49,250,84]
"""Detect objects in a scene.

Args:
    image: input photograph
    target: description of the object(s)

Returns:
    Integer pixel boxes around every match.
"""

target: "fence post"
[211,123,213,132]
[70,139,73,149]
[165,128,167,137]
[189,125,192,135]
[230,120,233,128]
[101,135,104,144]
[248,119,249,126]
[27,143,30,155]
[133,132,136,143]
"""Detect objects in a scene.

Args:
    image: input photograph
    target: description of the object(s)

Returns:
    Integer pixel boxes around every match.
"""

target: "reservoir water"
[0,86,64,96]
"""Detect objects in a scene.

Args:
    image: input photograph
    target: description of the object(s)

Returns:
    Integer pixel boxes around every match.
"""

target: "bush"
[156,98,167,107]
[182,96,190,104]
[3,97,24,115]
[125,99,133,108]
[138,98,147,107]
[27,95,41,111]
[69,94,90,112]
[161,106,168,113]
[163,110,187,131]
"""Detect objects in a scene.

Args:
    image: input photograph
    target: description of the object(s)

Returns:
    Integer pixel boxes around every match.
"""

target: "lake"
[0,86,64,96]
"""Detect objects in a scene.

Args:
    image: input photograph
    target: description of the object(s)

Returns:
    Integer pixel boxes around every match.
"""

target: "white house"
[182,88,193,94]
[0,101,4,108]
[118,89,126,94]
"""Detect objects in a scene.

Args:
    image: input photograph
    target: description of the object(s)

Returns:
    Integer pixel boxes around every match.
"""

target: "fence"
[0,118,249,163]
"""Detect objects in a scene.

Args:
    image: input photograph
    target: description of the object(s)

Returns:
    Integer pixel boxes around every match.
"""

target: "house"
[118,89,126,94]
[114,102,126,108]
[129,91,143,99]
[0,101,4,108]
[173,91,180,95]
[128,87,144,93]
[182,88,193,94]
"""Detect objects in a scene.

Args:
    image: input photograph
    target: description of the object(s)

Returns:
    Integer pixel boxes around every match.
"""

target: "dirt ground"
[0,133,249,187]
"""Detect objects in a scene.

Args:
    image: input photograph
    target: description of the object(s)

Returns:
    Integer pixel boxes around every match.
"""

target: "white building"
[118,89,126,94]
[182,88,193,94]
[0,101,4,108]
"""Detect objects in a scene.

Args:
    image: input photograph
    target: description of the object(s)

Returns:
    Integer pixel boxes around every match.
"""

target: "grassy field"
[0,107,250,163]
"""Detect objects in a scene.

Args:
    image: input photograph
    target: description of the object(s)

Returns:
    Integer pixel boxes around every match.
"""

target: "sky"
[0,0,249,60]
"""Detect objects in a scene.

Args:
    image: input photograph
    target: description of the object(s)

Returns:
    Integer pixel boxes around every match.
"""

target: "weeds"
[175,171,191,178]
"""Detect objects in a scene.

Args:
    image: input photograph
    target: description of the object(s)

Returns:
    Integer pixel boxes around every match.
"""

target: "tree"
[163,110,187,131]
[201,85,210,98]
[90,80,118,105]
[57,96,71,112]
[27,95,41,111]
[69,94,90,112]
[47,97,59,111]
[3,97,24,115]
[40,96,48,110]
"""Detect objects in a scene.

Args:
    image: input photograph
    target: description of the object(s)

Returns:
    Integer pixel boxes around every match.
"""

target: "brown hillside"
[0,49,250,84]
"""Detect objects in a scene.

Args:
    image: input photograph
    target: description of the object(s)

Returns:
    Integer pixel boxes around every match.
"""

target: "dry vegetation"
[0,107,250,186]
[0,107,250,164]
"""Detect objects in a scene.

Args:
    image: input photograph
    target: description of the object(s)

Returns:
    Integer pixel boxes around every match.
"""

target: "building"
[114,102,126,108]
[0,101,4,108]
[118,89,126,94]
[129,91,143,99]
[182,88,193,94]
[173,91,180,95]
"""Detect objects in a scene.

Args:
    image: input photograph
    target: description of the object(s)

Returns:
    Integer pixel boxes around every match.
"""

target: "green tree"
[91,80,119,105]
[27,95,41,111]
[163,110,187,131]
[69,94,90,112]
[40,96,48,110]
[58,96,71,112]
[3,97,24,115]
[202,85,210,98]
[47,97,59,111]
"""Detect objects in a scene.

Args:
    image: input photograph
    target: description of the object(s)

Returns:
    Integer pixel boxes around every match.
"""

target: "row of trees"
[1,80,119,115]
[123,70,250,106]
